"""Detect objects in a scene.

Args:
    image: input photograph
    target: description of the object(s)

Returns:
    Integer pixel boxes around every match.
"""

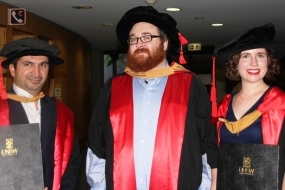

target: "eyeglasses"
[127,35,163,45]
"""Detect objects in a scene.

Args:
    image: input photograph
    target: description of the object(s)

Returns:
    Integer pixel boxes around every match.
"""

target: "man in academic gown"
[86,6,218,190]
[0,38,81,190]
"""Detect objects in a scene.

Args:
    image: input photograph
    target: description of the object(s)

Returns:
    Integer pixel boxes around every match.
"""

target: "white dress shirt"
[13,84,41,131]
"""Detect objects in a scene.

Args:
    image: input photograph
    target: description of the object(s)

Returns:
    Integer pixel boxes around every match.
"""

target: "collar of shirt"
[12,83,41,111]
[139,62,168,86]
[13,83,34,98]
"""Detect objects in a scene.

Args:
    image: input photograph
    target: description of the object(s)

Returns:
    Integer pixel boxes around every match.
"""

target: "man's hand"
[210,168,217,190]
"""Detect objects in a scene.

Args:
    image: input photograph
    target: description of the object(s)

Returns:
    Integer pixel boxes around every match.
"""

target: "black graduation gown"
[87,72,218,190]
[8,89,81,190]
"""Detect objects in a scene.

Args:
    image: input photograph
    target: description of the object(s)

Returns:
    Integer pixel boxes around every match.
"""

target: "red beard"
[126,42,165,72]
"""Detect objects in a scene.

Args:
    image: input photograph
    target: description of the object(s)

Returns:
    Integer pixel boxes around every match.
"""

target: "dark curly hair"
[225,48,280,84]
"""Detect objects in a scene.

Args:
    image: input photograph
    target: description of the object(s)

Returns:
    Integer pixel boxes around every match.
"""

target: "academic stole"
[110,73,191,190]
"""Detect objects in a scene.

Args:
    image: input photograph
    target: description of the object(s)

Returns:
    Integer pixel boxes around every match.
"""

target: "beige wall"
[0,3,92,148]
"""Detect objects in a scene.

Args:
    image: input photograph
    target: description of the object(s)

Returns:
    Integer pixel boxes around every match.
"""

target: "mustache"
[134,48,149,54]
[27,75,43,80]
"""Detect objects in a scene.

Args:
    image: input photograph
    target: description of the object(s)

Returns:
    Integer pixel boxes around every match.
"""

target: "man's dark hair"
[8,56,50,69]
[10,57,20,69]
[158,28,168,51]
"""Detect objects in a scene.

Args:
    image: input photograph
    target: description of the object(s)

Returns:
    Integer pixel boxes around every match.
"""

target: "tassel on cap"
[178,32,188,64]
[178,32,188,45]
[179,45,187,64]
[210,56,218,124]
[0,60,7,99]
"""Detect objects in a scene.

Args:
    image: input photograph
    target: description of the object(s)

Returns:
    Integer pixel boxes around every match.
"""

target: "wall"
[0,2,92,148]
[172,46,227,102]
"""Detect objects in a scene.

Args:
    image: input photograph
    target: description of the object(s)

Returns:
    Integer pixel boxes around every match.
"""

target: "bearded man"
[86,6,218,190]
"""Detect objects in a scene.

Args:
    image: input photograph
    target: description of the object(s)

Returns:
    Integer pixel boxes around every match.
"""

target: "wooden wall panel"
[0,3,92,148]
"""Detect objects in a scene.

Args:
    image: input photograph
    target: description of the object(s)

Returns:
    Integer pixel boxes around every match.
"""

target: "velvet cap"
[116,6,180,55]
[0,37,64,68]
[214,23,285,67]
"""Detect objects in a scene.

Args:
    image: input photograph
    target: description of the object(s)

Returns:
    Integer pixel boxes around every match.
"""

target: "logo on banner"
[239,157,255,175]
[1,138,18,156]
[8,8,26,25]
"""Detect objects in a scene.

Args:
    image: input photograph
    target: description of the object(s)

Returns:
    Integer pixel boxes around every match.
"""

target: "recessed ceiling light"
[212,23,223,26]
[72,5,92,9]
[166,8,181,11]
[100,23,115,27]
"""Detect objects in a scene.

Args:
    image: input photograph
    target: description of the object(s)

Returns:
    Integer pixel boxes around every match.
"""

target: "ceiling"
[2,0,285,53]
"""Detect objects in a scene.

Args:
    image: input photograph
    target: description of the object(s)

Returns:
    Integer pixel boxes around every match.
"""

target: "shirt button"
[141,139,144,143]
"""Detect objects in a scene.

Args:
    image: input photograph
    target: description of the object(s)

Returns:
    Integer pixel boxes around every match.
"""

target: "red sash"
[53,99,74,190]
[0,97,9,126]
[110,73,191,189]
[0,59,9,126]
[217,87,285,145]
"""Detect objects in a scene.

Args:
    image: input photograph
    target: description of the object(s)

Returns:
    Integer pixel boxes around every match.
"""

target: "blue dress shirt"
[86,76,168,190]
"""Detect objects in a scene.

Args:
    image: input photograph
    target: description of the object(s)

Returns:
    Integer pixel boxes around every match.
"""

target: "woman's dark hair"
[225,48,280,84]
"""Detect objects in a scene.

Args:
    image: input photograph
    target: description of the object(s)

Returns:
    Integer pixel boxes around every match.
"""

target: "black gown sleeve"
[193,75,218,168]
[87,77,113,158]
[178,74,218,190]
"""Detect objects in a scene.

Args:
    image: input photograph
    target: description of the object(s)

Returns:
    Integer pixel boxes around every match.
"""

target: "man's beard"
[126,42,165,72]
